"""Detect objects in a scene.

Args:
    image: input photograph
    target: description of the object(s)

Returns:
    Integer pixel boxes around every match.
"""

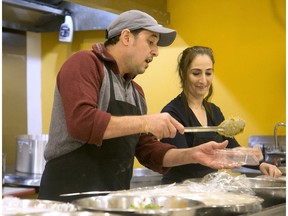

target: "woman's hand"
[259,162,282,178]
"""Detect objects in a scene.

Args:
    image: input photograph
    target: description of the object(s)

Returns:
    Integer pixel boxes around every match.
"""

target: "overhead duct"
[2,0,170,32]
[3,0,118,32]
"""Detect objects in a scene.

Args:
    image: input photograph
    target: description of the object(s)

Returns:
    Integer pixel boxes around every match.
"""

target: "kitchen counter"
[4,166,162,189]
[3,166,285,216]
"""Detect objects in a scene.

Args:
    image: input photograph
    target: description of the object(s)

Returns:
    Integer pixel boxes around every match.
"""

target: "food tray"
[246,177,286,199]
[2,197,77,215]
[73,195,205,215]
[111,175,264,215]
[15,212,122,216]
[179,191,263,214]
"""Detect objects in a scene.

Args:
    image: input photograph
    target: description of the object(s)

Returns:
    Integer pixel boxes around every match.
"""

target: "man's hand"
[191,140,241,169]
[163,140,240,169]
[142,113,184,139]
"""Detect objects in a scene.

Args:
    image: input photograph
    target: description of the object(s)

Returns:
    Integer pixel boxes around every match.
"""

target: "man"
[38,10,238,202]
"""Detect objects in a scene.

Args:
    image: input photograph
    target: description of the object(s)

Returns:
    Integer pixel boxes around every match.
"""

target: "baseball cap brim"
[144,25,176,46]
[106,10,177,47]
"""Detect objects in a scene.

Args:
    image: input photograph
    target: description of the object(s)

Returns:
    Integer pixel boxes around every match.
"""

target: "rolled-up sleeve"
[135,134,176,174]
[57,50,110,145]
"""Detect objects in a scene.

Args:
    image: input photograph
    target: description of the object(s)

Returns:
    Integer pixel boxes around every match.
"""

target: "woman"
[161,46,281,184]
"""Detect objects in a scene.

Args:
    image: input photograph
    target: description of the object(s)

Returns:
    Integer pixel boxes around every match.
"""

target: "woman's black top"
[161,93,240,184]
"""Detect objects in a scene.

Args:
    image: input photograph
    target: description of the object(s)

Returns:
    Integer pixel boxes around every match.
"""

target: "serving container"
[246,177,285,197]
[73,195,205,216]
[11,212,122,216]
[71,178,264,216]
[242,177,286,207]
[169,191,263,215]
[2,197,76,215]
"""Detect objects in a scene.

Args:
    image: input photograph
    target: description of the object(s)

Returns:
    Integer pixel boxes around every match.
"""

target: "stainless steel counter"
[4,166,162,188]
[4,164,41,187]
[4,166,286,216]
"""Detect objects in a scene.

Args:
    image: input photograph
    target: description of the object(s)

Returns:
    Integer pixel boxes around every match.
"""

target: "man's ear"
[120,29,131,45]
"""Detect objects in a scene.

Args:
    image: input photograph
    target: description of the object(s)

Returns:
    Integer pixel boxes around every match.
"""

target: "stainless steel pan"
[73,195,205,216]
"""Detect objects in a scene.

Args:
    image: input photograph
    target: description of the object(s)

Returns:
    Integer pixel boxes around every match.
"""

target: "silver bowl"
[73,195,205,215]
[247,177,286,199]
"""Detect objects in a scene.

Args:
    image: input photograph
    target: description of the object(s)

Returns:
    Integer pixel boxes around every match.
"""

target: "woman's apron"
[38,67,141,202]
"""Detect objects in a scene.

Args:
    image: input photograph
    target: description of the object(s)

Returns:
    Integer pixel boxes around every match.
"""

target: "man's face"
[124,30,159,76]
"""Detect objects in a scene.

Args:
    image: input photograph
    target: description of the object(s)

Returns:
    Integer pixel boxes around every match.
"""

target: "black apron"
[38,67,141,202]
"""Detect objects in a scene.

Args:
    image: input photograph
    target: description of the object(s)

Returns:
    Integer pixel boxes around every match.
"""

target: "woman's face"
[187,54,214,99]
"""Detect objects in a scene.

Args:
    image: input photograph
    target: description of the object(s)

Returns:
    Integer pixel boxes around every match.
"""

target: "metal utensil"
[184,117,245,137]
[184,126,224,133]
[60,191,111,197]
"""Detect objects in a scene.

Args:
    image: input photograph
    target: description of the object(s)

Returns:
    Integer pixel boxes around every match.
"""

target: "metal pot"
[15,134,48,174]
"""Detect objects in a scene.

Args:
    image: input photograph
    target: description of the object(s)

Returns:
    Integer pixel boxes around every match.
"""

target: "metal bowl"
[246,177,286,208]
[223,177,286,208]
[179,191,263,215]
[73,195,205,215]
[246,177,286,198]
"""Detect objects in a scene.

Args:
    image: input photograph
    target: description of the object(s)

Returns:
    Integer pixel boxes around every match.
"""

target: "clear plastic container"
[214,148,261,166]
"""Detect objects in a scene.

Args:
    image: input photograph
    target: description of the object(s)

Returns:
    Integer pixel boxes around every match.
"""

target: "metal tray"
[2,197,77,215]
[73,195,205,215]
[179,192,263,215]
[17,211,123,216]
[112,181,265,215]
[247,177,286,207]
[224,177,286,208]
[239,177,286,199]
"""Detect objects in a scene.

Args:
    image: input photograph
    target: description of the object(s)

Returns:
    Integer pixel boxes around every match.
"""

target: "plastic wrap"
[111,172,263,206]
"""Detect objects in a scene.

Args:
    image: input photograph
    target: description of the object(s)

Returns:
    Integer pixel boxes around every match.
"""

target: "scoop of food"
[184,117,245,137]
[218,117,245,137]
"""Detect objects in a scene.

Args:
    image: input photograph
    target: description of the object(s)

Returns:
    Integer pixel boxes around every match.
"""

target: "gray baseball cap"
[106,10,176,47]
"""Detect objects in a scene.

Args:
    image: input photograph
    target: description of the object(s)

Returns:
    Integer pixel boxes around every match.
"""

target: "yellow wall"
[42,31,106,132]
[3,45,27,165]
[166,0,286,144]
[42,0,285,168]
